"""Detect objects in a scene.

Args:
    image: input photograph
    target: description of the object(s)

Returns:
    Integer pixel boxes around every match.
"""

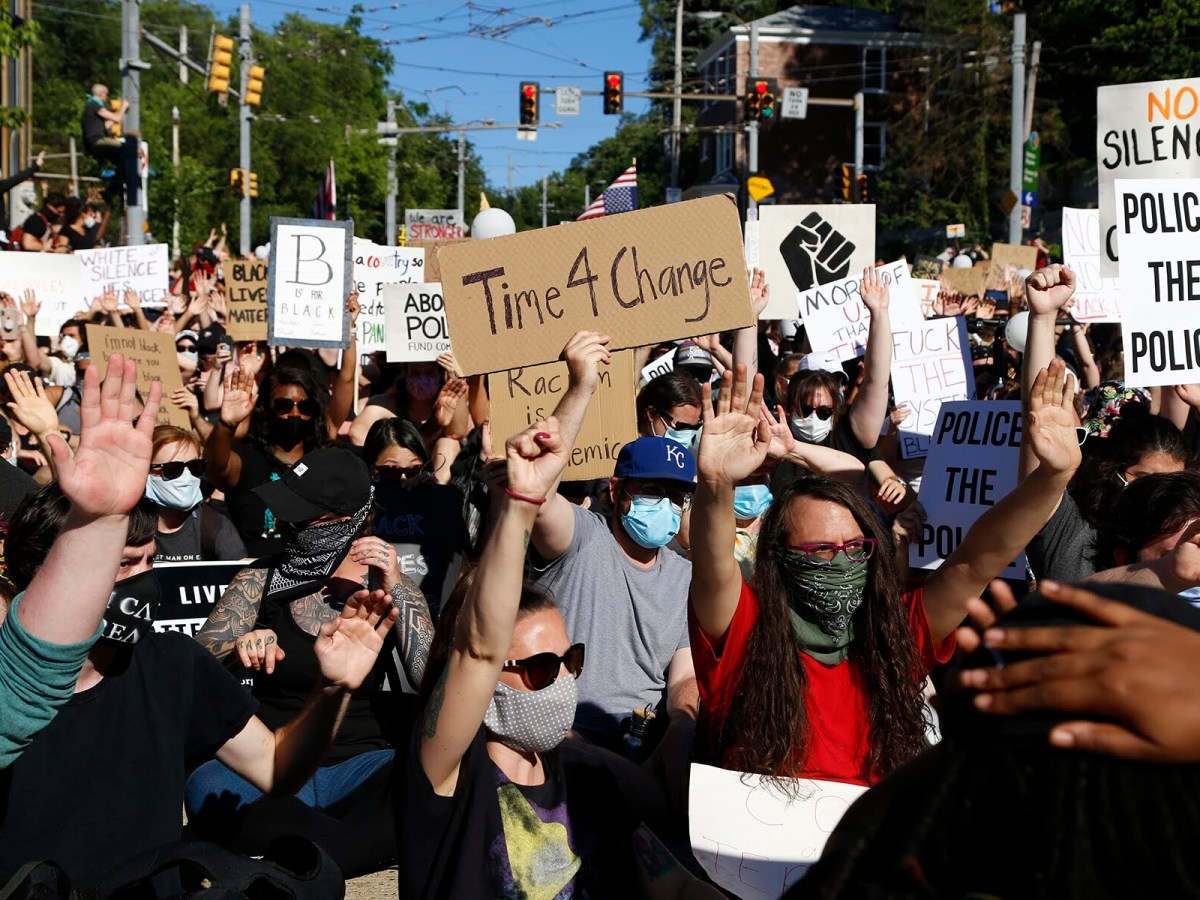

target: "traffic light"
[857,171,876,203]
[244,65,264,106]
[230,168,245,197]
[744,77,778,122]
[603,71,623,115]
[248,171,259,198]
[840,163,852,201]
[519,82,539,127]
[208,34,234,94]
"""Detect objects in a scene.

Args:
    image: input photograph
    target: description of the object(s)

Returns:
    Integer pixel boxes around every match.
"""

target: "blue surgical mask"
[145,470,202,511]
[180,351,198,366]
[733,484,773,519]
[659,417,700,452]
[621,495,681,549]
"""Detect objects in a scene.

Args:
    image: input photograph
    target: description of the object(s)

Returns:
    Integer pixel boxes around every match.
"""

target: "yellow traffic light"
[248,171,259,198]
[230,167,245,197]
[245,65,264,106]
[208,34,234,94]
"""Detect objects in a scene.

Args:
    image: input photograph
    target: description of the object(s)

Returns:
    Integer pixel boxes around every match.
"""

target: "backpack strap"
[198,506,223,561]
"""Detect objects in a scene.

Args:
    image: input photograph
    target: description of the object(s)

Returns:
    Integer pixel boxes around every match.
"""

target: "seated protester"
[0,485,397,888]
[686,360,1081,785]
[636,371,703,451]
[147,426,245,562]
[1093,471,1200,572]
[17,192,65,252]
[349,360,468,449]
[398,417,724,899]
[58,197,97,252]
[190,448,433,874]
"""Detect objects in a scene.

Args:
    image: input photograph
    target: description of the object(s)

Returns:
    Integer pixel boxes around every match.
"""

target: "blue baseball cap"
[614,436,696,485]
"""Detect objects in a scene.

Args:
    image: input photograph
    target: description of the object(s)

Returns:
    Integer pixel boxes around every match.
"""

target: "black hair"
[62,196,86,226]
[248,365,332,453]
[43,191,67,209]
[362,417,430,468]
[785,371,846,437]
[635,372,704,435]
[274,349,331,390]
[1092,471,1200,570]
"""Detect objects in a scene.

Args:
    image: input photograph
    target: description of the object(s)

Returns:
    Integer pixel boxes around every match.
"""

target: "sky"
[205,0,663,192]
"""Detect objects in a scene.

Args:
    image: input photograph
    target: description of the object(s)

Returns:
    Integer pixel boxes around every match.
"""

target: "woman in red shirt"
[688,360,1082,785]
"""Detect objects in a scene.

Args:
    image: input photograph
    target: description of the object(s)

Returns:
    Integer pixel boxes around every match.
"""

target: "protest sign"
[940,265,986,300]
[439,195,752,376]
[915,278,939,318]
[410,239,470,282]
[85,324,188,429]
[76,243,169,307]
[488,351,637,480]
[267,217,353,349]
[910,400,1024,579]
[226,260,269,341]
[405,209,465,241]
[757,205,876,320]
[890,317,972,459]
[1114,178,1200,386]
[689,763,867,899]
[153,560,247,637]
[796,259,924,362]
[984,243,1038,292]
[1098,78,1200,277]
[1,254,84,338]
[743,218,760,269]
[383,282,450,362]
[640,350,674,384]
[353,238,425,352]
[1062,207,1122,323]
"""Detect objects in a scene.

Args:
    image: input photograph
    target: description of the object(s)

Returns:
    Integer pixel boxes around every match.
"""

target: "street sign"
[516,127,537,141]
[1022,131,1040,207]
[781,87,809,120]
[555,86,581,117]
[665,187,683,204]
[1022,190,1038,207]
[747,175,775,202]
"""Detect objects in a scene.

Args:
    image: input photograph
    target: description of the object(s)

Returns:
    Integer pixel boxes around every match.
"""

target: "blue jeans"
[185,749,393,817]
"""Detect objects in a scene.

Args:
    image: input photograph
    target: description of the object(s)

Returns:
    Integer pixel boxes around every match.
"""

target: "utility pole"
[853,92,864,185]
[121,0,145,245]
[457,129,466,219]
[238,3,252,256]
[171,105,180,258]
[541,175,548,228]
[746,19,760,214]
[1008,12,1026,244]
[1023,39,1042,140]
[384,99,396,245]
[178,26,188,83]
[507,155,514,209]
[669,0,683,191]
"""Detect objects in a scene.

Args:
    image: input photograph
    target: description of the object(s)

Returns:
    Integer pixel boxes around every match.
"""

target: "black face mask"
[268,415,308,450]
[100,569,160,646]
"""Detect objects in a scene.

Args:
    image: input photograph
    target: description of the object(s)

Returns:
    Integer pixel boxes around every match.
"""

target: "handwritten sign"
[153,560,247,637]
[796,259,924,362]
[439,195,752,376]
[915,278,940,318]
[2,255,84,338]
[353,238,425,352]
[405,208,464,241]
[1062,207,1122,323]
[890,317,972,459]
[689,763,867,898]
[410,239,470,282]
[86,324,188,429]
[984,243,1038,293]
[267,217,352,349]
[488,351,637,480]
[384,283,450,362]
[226,260,268,341]
[1098,78,1200,277]
[911,400,1024,579]
[940,265,986,300]
[75,243,169,307]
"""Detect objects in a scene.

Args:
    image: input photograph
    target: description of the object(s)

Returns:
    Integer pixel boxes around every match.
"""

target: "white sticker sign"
[353,238,424,352]
[796,259,924,362]
[75,243,169,307]
[383,282,450,362]
[267,217,352,349]
[1062,207,1122,323]
[890,316,973,459]
[404,209,465,241]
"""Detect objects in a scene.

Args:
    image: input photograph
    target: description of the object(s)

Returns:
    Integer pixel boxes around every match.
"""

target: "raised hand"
[1027,358,1082,477]
[505,416,569,502]
[100,286,119,314]
[155,311,177,334]
[1174,383,1200,411]
[314,589,399,690]
[52,354,160,519]
[349,536,400,593]
[436,351,464,379]
[220,365,257,429]
[346,290,361,329]
[5,368,60,438]
[560,330,611,395]
[697,365,770,485]
[20,288,39,321]
[760,403,796,461]
[1025,264,1076,318]
[170,386,200,419]
[236,628,286,674]
[860,264,890,314]
[889,403,910,430]
[123,288,141,312]
[433,378,468,434]
[748,267,770,317]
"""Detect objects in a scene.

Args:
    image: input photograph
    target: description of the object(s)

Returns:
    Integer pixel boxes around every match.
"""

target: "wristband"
[505,487,546,506]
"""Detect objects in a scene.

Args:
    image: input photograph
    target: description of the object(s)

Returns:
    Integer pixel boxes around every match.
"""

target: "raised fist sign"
[779,211,856,291]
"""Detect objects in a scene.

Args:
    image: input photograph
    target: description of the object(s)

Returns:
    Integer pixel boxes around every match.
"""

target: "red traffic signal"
[603,71,623,115]
[519,81,540,127]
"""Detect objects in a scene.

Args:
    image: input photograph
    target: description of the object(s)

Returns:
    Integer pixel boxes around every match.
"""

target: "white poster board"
[756,205,875,320]
[915,278,939,319]
[910,401,1025,580]
[1097,78,1200,276]
[404,209,465,241]
[689,763,867,898]
[1062,207,1122,323]
[383,282,450,362]
[267,217,353,349]
[640,351,674,384]
[75,243,169,307]
[1115,177,1200,386]
[1,255,84,338]
[353,238,425,352]
[796,259,924,362]
[891,316,973,459]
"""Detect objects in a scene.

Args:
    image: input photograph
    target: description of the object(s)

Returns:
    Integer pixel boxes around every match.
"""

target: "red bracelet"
[505,487,547,506]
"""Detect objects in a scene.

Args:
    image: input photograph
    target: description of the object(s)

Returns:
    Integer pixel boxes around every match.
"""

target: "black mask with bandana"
[266,490,374,603]
[268,416,308,451]
[100,570,161,646]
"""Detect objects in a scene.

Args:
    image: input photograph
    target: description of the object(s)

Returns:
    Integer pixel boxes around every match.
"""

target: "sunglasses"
[659,416,700,433]
[503,643,585,691]
[176,343,197,353]
[149,459,207,481]
[799,403,835,420]
[624,482,694,512]
[375,464,427,482]
[788,538,877,566]
[271,397,319,417]
[1075,426,1091,447]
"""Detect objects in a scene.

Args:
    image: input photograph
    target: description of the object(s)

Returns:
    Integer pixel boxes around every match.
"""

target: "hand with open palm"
[696,365,770,486]
[314,589,399,690]
[1027,358,1082,477]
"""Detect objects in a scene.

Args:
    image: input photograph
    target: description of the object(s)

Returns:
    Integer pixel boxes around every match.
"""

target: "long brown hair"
[785,371,845,436]
[713,475,928,783]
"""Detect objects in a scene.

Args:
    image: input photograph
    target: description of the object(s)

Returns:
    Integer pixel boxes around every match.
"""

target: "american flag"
[312,159,336,220]
[577,162,637,221]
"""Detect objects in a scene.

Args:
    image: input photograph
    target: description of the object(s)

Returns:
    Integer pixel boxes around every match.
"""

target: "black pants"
[86,136,139,207]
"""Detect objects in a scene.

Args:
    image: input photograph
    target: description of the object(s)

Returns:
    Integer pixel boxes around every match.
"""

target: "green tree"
[0,1,39,130]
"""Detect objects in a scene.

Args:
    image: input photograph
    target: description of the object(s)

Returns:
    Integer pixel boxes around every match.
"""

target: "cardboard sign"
[410,239,470,283]
[915,278,940,318]
[1062,207,1122,323]
[75,243,170,307]
[984,243,1038,292]
[940,265,986,300]
[405,209,465,241]
[353,238,425,352]
[153,560,248,637]
[383,282,450,362]
[439,195,752,376]
[487,350,637,480]
[1098,78,1200,277]
[226,260,269,341]
[757,205,876,320]
[910,400,1025,580]
[85,324,188,429]
[796,259,924,362]
[891,317,973,459]
[689,763,867,898]
[1115,178,1200,386]
[267,217,353,349]
[1,254,84,338]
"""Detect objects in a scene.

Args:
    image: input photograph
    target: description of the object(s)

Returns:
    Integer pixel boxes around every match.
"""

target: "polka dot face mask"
[483,672,578,754]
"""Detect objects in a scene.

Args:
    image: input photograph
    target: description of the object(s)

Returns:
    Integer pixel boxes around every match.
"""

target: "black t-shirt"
[396,726,640,899]
[64,225,96,251]
[771,415,879,493]
[0,632,257,888]
[373,482,469,616]
[82,98,108,148]
[155,506,248,562]
[227,442,293,558]
[0,462,36,522]
[20,212,50,241]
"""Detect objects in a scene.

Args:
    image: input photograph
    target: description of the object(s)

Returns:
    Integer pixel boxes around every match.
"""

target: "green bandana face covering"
[776,547,870,664]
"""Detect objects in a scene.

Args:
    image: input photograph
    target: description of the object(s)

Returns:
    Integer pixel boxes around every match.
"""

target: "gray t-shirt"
[1026,491,1097,584]
[533,505,691,745]
[155,506,248,563]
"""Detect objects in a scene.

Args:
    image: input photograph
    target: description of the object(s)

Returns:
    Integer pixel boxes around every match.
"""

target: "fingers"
[979,622,1114,655]
[728,364,750,413]
[118,359,138,424]
[1048,721,1165,762]
[1028,364,1049,411]
[713,370,732,418]
[1037,579,1144,627]
[746,372,765,416]
[264,643,285,675]
[78,358,102,432]
[98,352,125,422]
[988,578,1019,616]
[236,639,254,670]
[44,431,72,469]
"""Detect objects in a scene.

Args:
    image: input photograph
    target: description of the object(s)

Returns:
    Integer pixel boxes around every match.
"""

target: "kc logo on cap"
[665,444,686,469]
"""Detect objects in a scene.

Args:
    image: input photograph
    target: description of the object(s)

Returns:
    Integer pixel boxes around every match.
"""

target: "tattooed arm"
[390,573,434,690]
[196,567,268,661]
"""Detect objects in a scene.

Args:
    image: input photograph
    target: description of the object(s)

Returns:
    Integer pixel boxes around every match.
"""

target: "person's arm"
[195,567,268,660]
[689,366,770,641]
[466,375,489,428]
[761,404,864,483]
[328,292,360,429]
[96,102,125,125]
[16,291,52,378]
[122,289,150,331]
[203,365,256,491]
[419,418,569,796]
[1020,265,1076,480]
[0,152,40,194]
[848,265,891,449]
[1070,324,1101,390]
[922,359,1081,641]
[431,436,462,485]
[4,368,62,476]
[731,267,770,387]
[213,590,398,796]
[633,824,726,900]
